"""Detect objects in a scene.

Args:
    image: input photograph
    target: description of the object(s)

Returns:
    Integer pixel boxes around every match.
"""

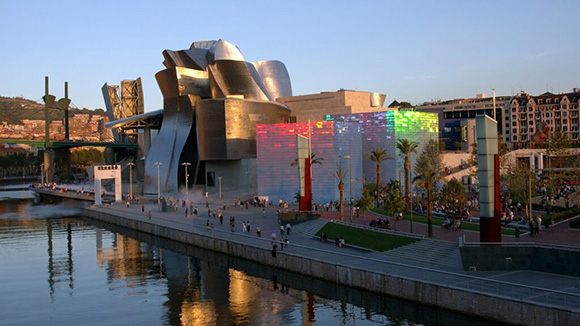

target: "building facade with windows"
[508,90,580,149]
[416,94,510,151]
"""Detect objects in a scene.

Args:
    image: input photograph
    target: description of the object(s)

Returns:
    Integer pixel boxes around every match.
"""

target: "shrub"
[541,208,580,226]
[532,202,569,214]
[570,218,580,229]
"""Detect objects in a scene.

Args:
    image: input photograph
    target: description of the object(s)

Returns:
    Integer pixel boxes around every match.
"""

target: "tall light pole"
[218,176,222,199]
[127,163,135,199]
[41,163,44,185]
[339,155,352,222]
[154,162,162,206]
[410,170,414,234]
[181,162,191,204]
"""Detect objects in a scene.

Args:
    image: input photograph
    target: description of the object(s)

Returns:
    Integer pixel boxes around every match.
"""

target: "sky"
[1,0,579,112]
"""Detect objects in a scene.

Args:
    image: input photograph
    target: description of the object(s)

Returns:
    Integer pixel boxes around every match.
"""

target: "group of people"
[442,217,461,231]
[369,218,391,229]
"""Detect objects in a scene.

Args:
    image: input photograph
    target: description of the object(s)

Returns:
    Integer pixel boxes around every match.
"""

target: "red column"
[299,158,312,211]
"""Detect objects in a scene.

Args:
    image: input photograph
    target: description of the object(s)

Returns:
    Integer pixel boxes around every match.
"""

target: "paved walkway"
[86,194,580,316]
[319,209,580,246]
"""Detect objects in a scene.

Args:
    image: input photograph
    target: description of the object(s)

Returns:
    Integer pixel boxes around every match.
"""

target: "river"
[0,191,500,325]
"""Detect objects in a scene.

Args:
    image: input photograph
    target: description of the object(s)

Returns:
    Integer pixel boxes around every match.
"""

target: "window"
[443,127,452,133]
[513,136,518,141]
[512,122,517,126]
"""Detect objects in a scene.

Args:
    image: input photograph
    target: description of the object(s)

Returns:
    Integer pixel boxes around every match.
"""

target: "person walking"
[286,223,291,235]
[271,242,277,258]
[280,225,284,236]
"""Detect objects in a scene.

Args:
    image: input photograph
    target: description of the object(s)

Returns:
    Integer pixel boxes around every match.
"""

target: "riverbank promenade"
[81,193,580,326]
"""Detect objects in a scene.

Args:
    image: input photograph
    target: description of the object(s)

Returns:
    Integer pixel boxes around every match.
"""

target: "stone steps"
[291,219,328,237]
[382,239,463,270]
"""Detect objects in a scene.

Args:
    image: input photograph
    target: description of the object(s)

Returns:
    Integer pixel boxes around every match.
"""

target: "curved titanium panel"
[163,50,204,70]
[144,67,203,196]
[144,95,198,196]
[182,48,209,70]
[251,60,293,100]
[208,61,269,101]
[209,39,244,62]
[155,67,209,98]
[371,92,386,107]
[190,40,218,50]
[196,98,290,160]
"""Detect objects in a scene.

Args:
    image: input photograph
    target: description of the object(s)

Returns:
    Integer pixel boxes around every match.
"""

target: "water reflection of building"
[93,228,315,324]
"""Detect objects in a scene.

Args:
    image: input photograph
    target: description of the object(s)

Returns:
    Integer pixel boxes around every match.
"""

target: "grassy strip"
[371,208,516,236]
[315,222,420,252]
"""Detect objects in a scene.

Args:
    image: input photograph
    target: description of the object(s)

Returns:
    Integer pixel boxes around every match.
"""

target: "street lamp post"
[41,163,44,185]
[154,162,162,207]
[181,162,191,205]
[339,155,352,222]
[218,177,222,199]
[410,171,414,234]
[127,163,135,199]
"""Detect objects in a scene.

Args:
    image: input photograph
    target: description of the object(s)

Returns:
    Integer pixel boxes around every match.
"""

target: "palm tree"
[331,162,348,221]
[366,148,393,208]
[413,140,444,237]
[291,152,324,166]
[396,139,419,213]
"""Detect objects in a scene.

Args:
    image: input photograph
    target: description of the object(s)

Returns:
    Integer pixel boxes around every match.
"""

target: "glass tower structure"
[256,111,438,205]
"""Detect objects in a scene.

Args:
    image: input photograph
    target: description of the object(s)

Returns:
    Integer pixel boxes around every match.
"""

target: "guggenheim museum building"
[104,39,438,203]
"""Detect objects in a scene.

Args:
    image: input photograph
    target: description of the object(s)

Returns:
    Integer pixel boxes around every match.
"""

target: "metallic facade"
[256,111,438,204]
[137,39,292,196]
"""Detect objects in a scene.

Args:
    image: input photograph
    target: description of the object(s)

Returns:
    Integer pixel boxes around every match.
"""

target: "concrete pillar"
[43,150,54,183]
[476,115,501,243]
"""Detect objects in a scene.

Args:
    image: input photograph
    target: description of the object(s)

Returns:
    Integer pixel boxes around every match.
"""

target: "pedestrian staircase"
[291,219,329,237]
[382,239,463,270]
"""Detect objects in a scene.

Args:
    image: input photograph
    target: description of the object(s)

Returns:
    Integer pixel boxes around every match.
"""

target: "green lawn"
[315,223,420,252]
[371,208,516,236]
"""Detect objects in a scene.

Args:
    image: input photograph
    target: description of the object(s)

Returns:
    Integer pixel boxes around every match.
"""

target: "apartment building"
[508,89,580,149]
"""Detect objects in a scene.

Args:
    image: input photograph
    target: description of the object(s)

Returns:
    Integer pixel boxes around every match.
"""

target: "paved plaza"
[87,192,580,315]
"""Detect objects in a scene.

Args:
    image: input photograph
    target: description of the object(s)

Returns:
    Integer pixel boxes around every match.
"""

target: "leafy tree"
[506,163,536,218]
[439,178,465,210]
[356,185,374,220]
[331,162,348,221]
[383,180,405,217]
[413,139,445,237]
[291,152,324,166]
[454,139,462,151]
[468,134,509,176]
[366,148,393,208]
[396,139,418,213]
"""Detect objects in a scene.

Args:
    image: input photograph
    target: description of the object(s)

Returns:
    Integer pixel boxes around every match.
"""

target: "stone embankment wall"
[461,246,580,277]
[83,208,579,326]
